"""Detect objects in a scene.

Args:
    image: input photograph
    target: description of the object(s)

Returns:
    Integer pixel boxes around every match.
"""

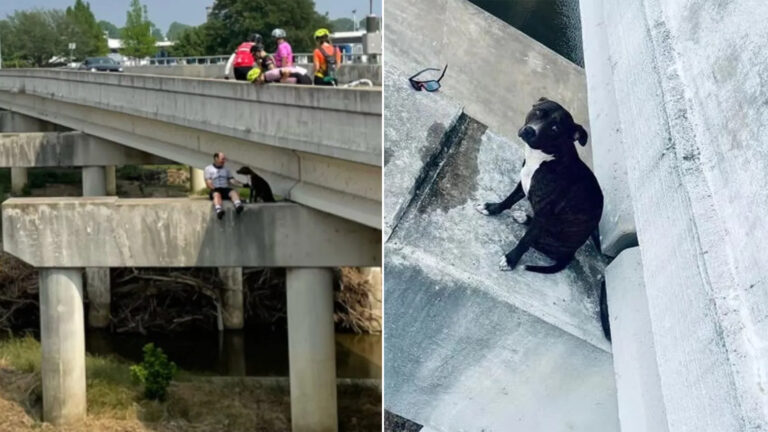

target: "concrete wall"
[0,70,381,228]
[582,0,768,429]
[0,132,172,167]
[383,3,617,427]
[124,64,382,86]
[2,197,380,268]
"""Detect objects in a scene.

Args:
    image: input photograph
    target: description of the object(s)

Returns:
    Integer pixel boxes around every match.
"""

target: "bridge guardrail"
[144,53,380,66]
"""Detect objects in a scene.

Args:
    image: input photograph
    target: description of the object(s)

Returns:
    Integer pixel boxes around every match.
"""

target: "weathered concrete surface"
[286,268,337,432]
[383,63,462,239]
[81,166,106,196]
[124,64,383,85]
[0,132,172,167]
[605,247,667,432]
[218,267,244,330]
[384,0,592,165]
[0,70,381,228]
[0,110,66,132]
[85,268,111,328]
[105,165,116,195]
[600,0,768,429]
[385,123,616,430]
[10,167,27,195]
[39,269,87,425]
[579,0,637,256]
[2,197,380,268]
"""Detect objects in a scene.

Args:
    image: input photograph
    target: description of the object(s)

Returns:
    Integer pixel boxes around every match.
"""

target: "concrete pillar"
[105,165,117,195]
[85,268,111,328]
[605,248,668,432]
[190,167,206,193]
[218,267,244,330]
[222,331,247,376]
[82,166,107,196]
[83,167,110,328]
[10,167,28,195]
[286,268,337,432]
[39,269,87,425]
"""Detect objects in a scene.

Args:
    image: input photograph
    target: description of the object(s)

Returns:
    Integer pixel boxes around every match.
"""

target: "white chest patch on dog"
[520,146,555,196]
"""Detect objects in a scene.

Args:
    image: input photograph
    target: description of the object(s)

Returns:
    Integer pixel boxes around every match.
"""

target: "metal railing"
[143,52,380,66]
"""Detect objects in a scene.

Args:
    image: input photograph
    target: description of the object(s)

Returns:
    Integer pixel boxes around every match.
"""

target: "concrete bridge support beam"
[286,268,337,432]
[39,268,87,425]
[82,166,107,196]
[10,167,27,195]
[190,167,205,193]
[82,166,110,328]
[105,165,117,196]
[218,267,244,330]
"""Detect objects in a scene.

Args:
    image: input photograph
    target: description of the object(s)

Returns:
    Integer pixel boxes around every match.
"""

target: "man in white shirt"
[204,152,245,219]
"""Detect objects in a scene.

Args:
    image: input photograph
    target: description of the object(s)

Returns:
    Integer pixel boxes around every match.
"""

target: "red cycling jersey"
[233,42,255,67]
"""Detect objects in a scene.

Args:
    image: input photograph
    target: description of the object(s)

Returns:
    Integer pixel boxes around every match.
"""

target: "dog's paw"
[511,210,530,224]
[475,203,490,216]
[498,256,513,271]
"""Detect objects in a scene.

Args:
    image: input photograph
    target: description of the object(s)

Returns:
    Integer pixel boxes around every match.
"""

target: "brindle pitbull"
[476,98,603,273]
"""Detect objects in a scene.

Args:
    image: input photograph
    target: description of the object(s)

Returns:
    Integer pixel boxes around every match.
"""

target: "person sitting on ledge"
[204,152,245,220]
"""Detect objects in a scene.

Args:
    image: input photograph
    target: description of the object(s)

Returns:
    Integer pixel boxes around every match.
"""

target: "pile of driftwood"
[0,253,382,334]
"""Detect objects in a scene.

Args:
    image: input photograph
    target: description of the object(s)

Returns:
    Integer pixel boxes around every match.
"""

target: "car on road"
[79,57,123,72]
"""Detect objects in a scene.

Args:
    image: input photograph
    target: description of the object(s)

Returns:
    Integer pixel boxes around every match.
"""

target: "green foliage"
[150,21,165,40]
[0,10,67,66]
[0,335,41,373]
[122,0,156,58]
[130,343,177,401]
[99,20,121,38]
[166,21,191,41]
[173,0,330,56]
[330,17,354,32]
[64,0,108,59]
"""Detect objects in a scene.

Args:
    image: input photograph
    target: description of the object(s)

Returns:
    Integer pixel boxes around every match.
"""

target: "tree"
[122,0,155,58]
[2,10,67,66]
[149,21,164,40]
[206,0,331,53]
[330,17,353,32]
[169,26,207,56]
[64,0,108,60]
[99,20,121,38]
[166,21,191,41]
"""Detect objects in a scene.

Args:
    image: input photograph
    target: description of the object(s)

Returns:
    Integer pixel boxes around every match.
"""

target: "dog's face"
[236,166,253,176]
[518,97,588,154]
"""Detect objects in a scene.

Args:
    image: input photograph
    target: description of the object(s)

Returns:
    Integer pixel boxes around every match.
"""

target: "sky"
[0,0,382,35]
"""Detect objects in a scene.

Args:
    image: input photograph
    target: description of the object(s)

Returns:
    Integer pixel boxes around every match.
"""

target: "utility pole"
[370,0,373,15]
[352,9,357,31]
[0,32,3,69]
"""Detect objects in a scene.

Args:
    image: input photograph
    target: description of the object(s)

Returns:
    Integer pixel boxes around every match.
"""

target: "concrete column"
[105,165,117,195]
[286,268,337,432]
[83,167,110,328]
[85,268,111,328]
[10,167,28,195]
[605,248,668,432]
[39,269,87,425]
[82,166,107,196]
[222,331,247,376]
[190,167,206,193]
[218,267,244,330]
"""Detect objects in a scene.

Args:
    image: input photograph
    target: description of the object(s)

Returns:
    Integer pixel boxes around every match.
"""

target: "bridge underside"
[0,71,381,229]
[2,197,380,268]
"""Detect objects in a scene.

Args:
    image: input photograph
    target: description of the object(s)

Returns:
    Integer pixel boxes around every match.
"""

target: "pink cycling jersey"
[275,41,293,67]
[262,66,307,83]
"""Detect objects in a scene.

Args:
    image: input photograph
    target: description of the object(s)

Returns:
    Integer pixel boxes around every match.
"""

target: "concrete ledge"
[2,197,380,267]
[124,64,382,86]
[0,132,172,167]
[605,247,668,432]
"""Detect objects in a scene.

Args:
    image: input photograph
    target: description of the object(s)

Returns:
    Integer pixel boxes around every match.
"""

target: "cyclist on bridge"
[224,33,263,81]
[312,28,342,86]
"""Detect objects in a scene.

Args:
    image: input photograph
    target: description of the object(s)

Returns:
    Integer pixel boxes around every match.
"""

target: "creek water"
[468,0,584,66]
[85,328,381,379]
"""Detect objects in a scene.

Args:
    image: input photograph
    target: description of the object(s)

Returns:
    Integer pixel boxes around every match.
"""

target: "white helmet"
[271,28,286,39]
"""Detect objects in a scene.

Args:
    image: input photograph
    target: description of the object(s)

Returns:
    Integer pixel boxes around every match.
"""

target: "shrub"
[129,343,177,401]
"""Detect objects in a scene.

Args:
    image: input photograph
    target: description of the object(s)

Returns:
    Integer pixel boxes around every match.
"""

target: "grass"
[0,336,381,431]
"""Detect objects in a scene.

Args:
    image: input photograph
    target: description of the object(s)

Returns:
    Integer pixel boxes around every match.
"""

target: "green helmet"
[314,28,330,39]
[246,68,262,82]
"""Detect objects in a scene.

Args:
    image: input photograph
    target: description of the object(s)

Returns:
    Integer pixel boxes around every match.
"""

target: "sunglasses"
[409,64,448,92]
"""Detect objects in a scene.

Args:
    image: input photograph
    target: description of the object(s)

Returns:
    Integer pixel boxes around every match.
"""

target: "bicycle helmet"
[248,33,263,43]
[314,28,330,39]
[246,68,262,82]
[271,28,286,39]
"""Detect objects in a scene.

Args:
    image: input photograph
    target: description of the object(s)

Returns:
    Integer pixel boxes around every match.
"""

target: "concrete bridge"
[0,70,381,432]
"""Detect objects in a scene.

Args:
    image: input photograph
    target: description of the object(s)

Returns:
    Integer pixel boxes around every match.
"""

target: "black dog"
[235,166,276,203]
[476,97,603,273]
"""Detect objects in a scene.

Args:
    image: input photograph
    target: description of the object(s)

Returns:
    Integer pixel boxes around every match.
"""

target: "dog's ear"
[573,124,588,146]
[537,97,548,102]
